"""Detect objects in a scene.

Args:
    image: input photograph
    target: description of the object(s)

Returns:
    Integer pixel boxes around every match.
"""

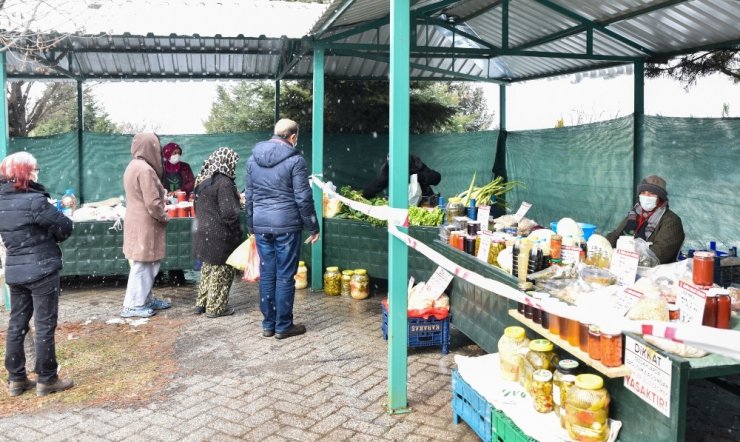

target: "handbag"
[242,235,260,282]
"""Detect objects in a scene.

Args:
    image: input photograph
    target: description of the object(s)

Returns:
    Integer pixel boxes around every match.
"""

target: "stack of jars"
[519,339,558,395]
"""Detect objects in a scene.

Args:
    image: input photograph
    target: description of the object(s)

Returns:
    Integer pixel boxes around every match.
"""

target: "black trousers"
[5,272,60,384]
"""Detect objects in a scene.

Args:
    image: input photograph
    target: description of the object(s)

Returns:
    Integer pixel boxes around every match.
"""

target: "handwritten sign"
[676,280,707,324]
[561,245,581,265]
[476,205,491,231]
[476,233,492,263]
[624,336,672,417]
[609,248,640,286]
[615,287,644,316]
[513,201,532,222]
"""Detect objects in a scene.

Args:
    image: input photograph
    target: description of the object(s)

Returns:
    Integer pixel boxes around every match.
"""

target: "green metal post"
[387,0,410,414]
[499,84,507,131]
[77,80,84,203]
[311,49,324,291]
[274,79,281,123]
[633,62,644,199]
[0,52,9,311]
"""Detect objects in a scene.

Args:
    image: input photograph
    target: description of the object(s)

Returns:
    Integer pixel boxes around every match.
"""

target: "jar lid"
[298,261,305,266]
[575,374,604,390]
[529,339,553,352]
[693,251,715,258]
[588,325,600,334]
[342,270,354,275]
[533,369,553,382]
[707,287,728,297]
[599,326,622,336]
[668,304,679,312]
[326,266,339,272]
[354,269,367,275]
[557,359,580,374]
[504,326,526,340]
[448,197,462,203]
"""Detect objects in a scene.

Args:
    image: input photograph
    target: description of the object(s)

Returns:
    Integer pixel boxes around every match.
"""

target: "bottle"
[511,236,521,278]
[61,188,77,218]
[294,261,308,289]
[528,241,539,276]
[438,196,447,224]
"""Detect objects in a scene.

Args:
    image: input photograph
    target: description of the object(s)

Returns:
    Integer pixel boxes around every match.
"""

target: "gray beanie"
[637,175,668,201]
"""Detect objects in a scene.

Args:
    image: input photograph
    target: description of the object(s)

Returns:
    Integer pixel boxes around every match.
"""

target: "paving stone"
[308,411,348,434]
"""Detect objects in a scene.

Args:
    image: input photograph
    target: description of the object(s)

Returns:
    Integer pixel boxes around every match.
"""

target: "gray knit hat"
[637,175,668,201]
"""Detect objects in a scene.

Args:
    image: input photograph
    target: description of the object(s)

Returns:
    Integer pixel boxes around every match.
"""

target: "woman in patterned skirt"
[191,147,243,317]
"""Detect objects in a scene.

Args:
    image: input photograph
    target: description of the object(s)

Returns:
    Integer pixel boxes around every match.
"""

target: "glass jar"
[587,325,601,361]
[519,339,558,394]
[323,266,341,296]
[497,326,530,382]
[350,269,370,300]
[717,290,731,329]
[340,270,354,296]
[445,197,465,219]
[600,327,623,367]
[565,374,610,442]
[294,261,308,290]
[668,303,680,322]
[567,317,580,348]
[532,292,549,326]
[702,291,718,327]
[692,251,715,287]
[553,359,580,426]
[548,303,560,336]
[578,321,590,352]
[532,370,554,413]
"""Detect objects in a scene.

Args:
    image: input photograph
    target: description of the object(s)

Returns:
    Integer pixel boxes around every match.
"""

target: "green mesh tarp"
[8,132,79,198]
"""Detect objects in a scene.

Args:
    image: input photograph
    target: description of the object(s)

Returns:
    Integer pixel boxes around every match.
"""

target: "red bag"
[242,235,260,282]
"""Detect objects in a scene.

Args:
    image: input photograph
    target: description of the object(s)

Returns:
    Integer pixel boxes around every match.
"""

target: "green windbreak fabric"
[640,116,740,251]
[8,132,79,199]
[505,117,634,235]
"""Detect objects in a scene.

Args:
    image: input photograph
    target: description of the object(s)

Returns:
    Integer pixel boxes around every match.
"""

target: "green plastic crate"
[491,407,537,442]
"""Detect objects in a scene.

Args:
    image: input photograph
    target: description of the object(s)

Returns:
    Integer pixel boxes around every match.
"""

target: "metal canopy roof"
[4,0,740,83]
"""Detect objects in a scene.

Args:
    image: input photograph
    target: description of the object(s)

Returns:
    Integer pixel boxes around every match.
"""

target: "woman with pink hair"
[0,152,75,397]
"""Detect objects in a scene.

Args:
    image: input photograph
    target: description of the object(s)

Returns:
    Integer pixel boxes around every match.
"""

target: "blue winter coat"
[245,137,319,235]
[0,180,73,285]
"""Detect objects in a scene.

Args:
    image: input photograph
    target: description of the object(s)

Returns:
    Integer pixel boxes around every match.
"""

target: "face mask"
[639,195,658,212]
[169,154,181,165]
[30,171,39,182]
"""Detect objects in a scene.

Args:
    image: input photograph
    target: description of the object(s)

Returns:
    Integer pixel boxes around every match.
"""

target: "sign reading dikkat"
[624,336,672,417]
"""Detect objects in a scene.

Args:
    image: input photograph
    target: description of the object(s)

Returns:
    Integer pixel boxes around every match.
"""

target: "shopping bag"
[242,235,260,283]
[226,237,252,270]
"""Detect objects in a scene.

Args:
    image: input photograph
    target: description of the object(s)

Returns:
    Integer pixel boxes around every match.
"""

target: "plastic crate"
[381,303,450,354]
[491,406,537,442]
[715,256,740,288]
[451,368,492,442]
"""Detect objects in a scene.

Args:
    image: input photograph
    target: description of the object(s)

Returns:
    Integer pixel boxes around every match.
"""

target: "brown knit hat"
[637,175,668,201]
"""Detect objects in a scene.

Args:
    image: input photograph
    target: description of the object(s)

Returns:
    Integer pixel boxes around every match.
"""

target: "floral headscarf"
[194,147,239,188]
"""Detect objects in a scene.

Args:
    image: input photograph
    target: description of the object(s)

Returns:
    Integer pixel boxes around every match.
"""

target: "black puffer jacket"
[0,180,73,284]
[192,173,243,265]
[245,136,319,235]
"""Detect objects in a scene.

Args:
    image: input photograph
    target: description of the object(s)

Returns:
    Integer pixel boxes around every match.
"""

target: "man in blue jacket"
[245,119,319,339]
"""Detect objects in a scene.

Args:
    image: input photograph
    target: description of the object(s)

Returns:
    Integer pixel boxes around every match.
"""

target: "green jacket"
[606,209,685,264]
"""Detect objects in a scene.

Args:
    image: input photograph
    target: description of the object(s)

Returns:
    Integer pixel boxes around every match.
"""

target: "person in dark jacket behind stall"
[162,142,196,198]
[362,154,442,203]
[245,118,319,340]
[0,152,75,397]
[192,147,242,317]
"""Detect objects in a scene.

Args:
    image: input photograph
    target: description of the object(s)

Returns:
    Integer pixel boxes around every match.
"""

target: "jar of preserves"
[340,270,354,296]
[587,326,601,361]
[600,327,623,367]
[692,251,715,287]
[578,321,590,352]
[565,374,610,442]
[547,299,561,336]
[519,339,558,394]
[294,261,308,289]
[445,197,465,219]
[668,303,680,322]
[323,266,341,296]
[703,290,718,327]
[532,369,554,413]
[350,269,370,300]
[553,359,579,425]
[716,289,731,329]
[497,326,530,382]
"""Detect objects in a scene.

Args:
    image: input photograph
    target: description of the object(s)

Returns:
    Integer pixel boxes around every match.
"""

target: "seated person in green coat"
[606,175,685,264]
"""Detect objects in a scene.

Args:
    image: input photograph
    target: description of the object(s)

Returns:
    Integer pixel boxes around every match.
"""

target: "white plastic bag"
[408,174,422,206]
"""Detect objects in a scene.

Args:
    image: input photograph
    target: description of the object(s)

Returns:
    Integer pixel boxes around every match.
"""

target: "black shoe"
[263,329,275,337]
[206,307,235,318]
[275,324,306,340]
[194,306,206,315]
[37,378,74,397]
[8,378,36,397]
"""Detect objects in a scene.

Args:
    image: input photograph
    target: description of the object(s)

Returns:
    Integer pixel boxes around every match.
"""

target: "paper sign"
[609,248,640,286]
[476,232,493,263]
[624,336,672,417]
[420,266,454,299]
[513,201,532,222]
[476,205,491,231]
[615,288,644,316]
[561,245,581,265]
[676,280,707,324]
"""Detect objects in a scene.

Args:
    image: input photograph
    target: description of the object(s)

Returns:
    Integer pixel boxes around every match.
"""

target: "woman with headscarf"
[192,147,243,318]
[162,142,196,198]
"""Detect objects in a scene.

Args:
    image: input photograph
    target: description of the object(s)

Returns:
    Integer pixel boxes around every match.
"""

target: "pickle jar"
[565,374,610,442]
[340,270,354,296]
[553,359,580,426]
[323,266,341,296]
[497,326,530,382]
[532,369,554,413]
[519,339,558,394]
[445,197,465,219]
[350,269,370,300]
[294,261,308,290]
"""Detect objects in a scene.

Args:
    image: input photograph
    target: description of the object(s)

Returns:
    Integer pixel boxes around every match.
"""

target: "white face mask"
[30,171,39,182]
[639,194,658,212]
[169,154,181,165]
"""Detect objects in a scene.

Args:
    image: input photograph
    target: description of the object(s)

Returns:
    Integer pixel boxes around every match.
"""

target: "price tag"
[420,266,454,300]
[476,205,491,231]
[561,245,581,265]
[476,232,493,262]
[609,248,640,286]
[615,287,644,316]
[513,201,532,222]
[676,280,707,324]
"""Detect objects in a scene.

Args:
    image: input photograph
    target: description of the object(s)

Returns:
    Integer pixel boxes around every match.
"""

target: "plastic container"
[553,359,580,425]
[340,270,354,296]
[61,188,77,218]
[600,327,623,367]
[519,339,558,394]
[294,261,308,289]
[565,374,610,442]
[497,326,530,382]
[451,369,492,442]
[350,269,369,300]
[381,302,450,354]
[323,266,341,296]
[693,251,715,287]
[532,369,554,413]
